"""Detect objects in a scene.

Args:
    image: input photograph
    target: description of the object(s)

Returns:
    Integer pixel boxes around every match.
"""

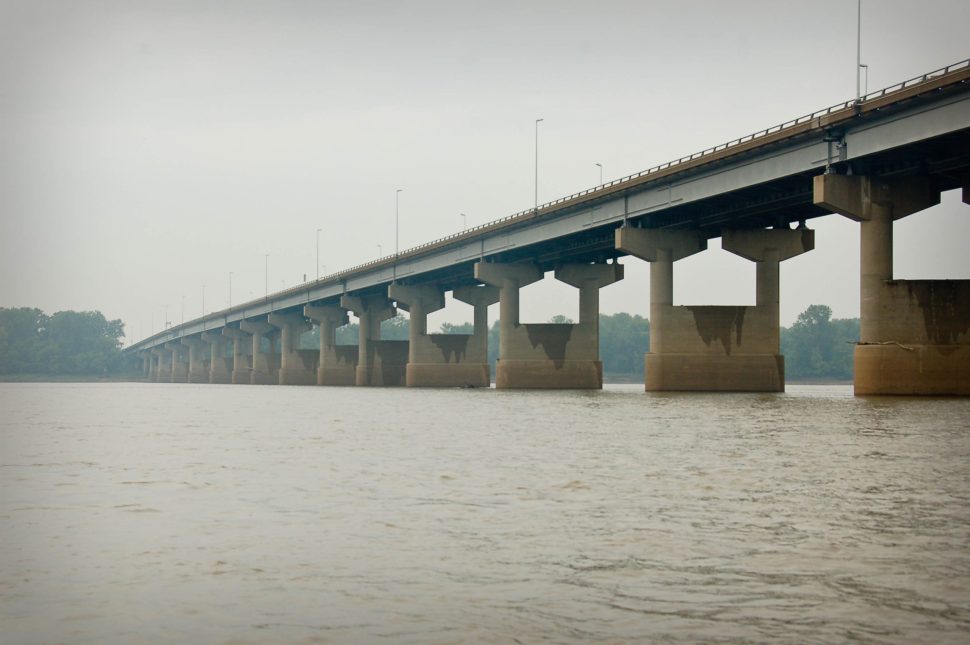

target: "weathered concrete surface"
[150,348,168,382]
[305,304,357,386]
[202,331,232,384]
[268,313,316,385]
[390,283,498,387]
[618,226,810,392]
[167,342,189,383]
[181,336,209,384]
[341,294,402,386]
[815,174,966,395]
[240,320,279,385]
[223,327,253,385]
[477,261,621,389]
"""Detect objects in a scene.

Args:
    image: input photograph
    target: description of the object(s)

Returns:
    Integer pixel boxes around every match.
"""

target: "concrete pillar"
[388,283,499,387]
[815,174,968,395]
[305,304,358,385]
[267,312,316,385]
[202,331,232,384]
[181,336,209,384]
[139,353,151,379]
[340,294,404,386]
[167,342,189,383]
[617,226,812,391]
[150,348,167,382]
[240,320,278,385]
[475,261,622,388]
[222,327,252,384]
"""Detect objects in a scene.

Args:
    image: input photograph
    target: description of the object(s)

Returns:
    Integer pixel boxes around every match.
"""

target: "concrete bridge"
[127,59,970,395]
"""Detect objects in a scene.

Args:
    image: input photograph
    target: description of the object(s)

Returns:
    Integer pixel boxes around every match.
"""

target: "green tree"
[599,312,650,376]
[0,308,125,375]
[0,308,47,373]
[781,304,859,380]
[439,322,474,335]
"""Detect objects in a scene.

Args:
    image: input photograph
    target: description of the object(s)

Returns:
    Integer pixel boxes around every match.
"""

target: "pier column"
[150,348,168,382]
[618,227,812,391]
[476,261,621,388]
[305,304,358,385]
[181,336,209,384]
[240,320,278,385]
[267,312,316,385]
[341,294,404,386]
[139,352,151,379]
[167,341,189,383]
[222,327,252,384]
[815,174,968,395]
[202,331,231,384]
[389,282,498,387]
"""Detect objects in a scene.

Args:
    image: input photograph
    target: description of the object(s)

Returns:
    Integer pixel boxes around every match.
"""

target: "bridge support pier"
[240,320,278,385]
[268,313,316,385]
[341,294,406,386]
[305,305,358,385]
[139,353,151,379]
[167,342,189,383]
[388,283,499,387]
[476,261,622,388]
[181,337,209,384]
[223,327,252,384]
[150,348,168,382]
[202,332,231,384]
[617,226,812,391]
[815,174,969,395]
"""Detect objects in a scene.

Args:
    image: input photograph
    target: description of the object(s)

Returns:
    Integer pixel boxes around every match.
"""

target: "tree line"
[1,305,858,380]
[0,308,127,375]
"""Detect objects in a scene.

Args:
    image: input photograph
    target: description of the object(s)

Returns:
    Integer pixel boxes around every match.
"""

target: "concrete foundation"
[389,283,499,387]
[241,320,279,385]
[181,337,209,384]
[223,327,252,384]
[268,313,316,385]
[202,331,232,384]
[815,174,968,395]
[476,261,622,389]
[617,226,812,392]
[305,304,358,385]
[341,294,404,386]
[151,348,168,382]
[167,342,189,383]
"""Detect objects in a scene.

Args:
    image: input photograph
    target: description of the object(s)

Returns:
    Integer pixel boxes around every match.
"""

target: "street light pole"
[377,244,382,259]
[856,0,862,102]
[595,162,603,185]
[228,272,233,309]
[461,212,466,231]
[859,63,868,97]
[264,254,269,299]
[316,228,322,281]
[201,284,206,330]
[535,118,543,210]
[394,189,403,280]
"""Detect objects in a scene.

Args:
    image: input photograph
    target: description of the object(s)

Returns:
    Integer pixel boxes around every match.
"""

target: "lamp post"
[461,212,466,231]
[181,295,185,326]
[856,0,862,102]
[859,63,868,98]
[377,244,382,259]
[316,228,322,281]
[535,118,543,210]
[595,162,603,185]
[201,284,206,330]
[228,272,233,309]
[264,254,269,299]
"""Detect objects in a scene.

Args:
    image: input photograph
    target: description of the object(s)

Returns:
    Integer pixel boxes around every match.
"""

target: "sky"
[1,0,968,344]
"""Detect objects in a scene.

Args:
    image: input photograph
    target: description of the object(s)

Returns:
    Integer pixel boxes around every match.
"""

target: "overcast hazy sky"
[2,0,968,343]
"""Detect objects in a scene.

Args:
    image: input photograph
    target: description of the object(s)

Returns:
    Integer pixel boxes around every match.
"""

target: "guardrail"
[130,58,970,350]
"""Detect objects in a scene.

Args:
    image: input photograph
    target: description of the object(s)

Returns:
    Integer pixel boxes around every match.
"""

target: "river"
[2,383,969,644]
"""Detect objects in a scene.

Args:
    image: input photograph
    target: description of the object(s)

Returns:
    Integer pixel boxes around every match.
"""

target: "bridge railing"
[132,58,970,349]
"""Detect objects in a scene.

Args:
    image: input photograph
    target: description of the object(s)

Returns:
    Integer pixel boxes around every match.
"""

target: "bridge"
[127,59,970,395]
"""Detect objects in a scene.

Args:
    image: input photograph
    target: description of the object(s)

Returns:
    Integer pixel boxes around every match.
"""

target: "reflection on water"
[2,383,969,643]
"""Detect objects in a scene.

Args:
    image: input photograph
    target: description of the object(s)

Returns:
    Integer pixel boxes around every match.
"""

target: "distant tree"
[0,308,125,375]
[548,314,574,324]
[380,314,409,341]
[781,304,859,380]
[599,312,650,376]
[335,322,360,345]
[0,307,47,373]
[439,322,474,335]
